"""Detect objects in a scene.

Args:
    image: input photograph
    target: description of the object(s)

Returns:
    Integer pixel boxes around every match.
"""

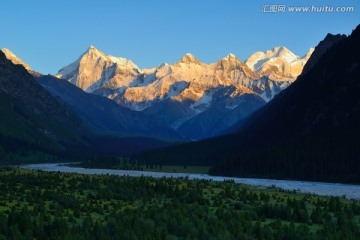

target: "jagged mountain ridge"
[57,46,313,105]
[2,46,312,140]
[56,46,312,139]
[246,46,314,80]
[132,25,360,183]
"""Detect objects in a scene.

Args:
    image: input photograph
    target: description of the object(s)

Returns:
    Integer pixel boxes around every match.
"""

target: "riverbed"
[21,163,360,199]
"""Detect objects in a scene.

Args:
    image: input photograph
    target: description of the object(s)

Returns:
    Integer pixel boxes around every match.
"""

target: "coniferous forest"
[0,168,359,240]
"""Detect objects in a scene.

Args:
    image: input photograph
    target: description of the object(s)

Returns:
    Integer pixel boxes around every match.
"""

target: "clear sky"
[1,0,359,74]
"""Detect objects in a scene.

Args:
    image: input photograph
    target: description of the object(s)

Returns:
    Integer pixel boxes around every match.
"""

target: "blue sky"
[1,0,359,74]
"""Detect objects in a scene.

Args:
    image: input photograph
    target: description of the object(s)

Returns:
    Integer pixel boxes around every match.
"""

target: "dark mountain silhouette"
[0,51,87,161]
[133,25,360,183]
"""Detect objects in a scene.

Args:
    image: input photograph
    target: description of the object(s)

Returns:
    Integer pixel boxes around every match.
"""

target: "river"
[21,163,360,199]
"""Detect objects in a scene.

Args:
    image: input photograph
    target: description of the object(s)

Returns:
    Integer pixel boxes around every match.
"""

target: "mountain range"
[0,50,178,159]
[2,45,313,141]
[1,24,359,183]
[55,45,313,139]
[133,26,360,183]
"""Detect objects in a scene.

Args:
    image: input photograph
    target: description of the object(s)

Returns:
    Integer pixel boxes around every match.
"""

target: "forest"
[0,168,359,239]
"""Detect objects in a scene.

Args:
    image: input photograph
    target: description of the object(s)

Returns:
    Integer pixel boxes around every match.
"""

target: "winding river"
[21,163,360,199]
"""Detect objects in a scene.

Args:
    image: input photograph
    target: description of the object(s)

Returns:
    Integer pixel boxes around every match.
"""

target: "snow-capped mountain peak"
[83,45,108,59]
[222,53,238,61]
[1,48,31,71]
[177,53,202,65]
[246,46,296,71]
[215,53,250,72]
[78,45,139,69]
[56,46,141,92]
[245,46,313,81]
[273,46,295,56]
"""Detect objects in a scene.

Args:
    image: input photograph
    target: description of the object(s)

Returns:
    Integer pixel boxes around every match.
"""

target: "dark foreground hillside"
[0,51,87,162]
[0,51,175,162]
[133,24,360,183]
[209,24,360,183]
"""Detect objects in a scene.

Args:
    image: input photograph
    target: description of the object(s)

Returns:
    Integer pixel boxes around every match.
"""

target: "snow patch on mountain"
[190,90,214,113]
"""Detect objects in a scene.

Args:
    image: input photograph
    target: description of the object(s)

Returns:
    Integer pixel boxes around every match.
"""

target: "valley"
[0,2,359,237]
